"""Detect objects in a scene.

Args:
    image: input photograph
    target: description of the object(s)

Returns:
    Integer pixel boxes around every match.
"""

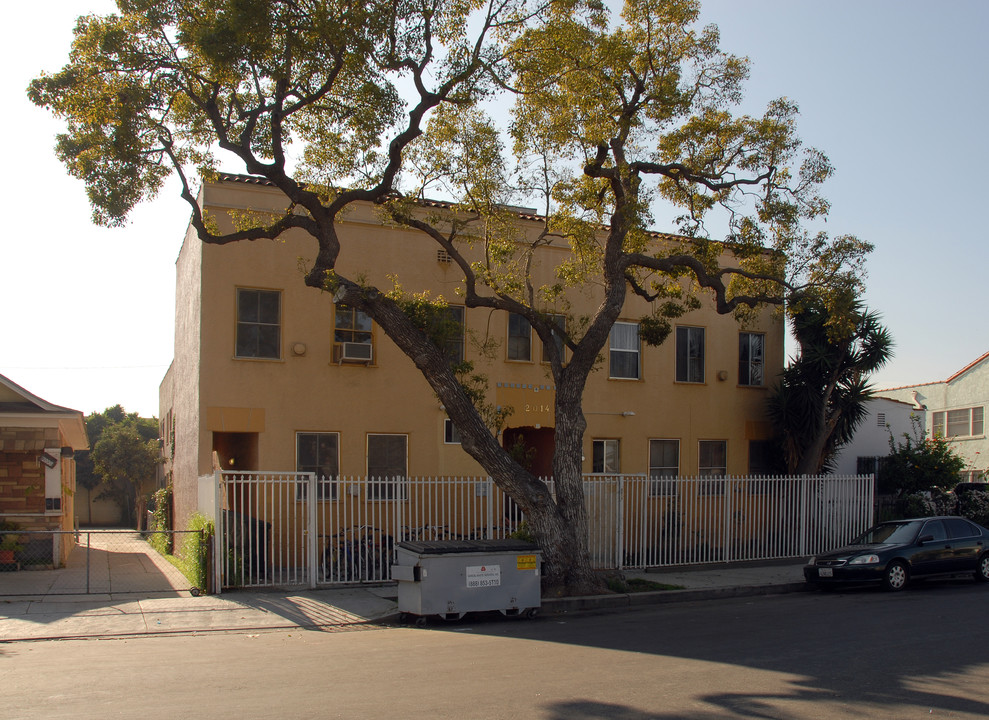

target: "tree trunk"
[356,290,604,595]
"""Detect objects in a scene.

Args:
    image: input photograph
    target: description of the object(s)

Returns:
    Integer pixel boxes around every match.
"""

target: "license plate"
[818,567,833,578]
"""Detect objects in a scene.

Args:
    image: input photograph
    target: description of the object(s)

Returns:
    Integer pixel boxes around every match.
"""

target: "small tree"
[877,415,965,518]
[768,292,893,475]
[82,405,160,527]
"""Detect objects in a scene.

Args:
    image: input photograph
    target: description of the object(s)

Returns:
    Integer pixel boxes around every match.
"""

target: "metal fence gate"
[0,530,200,595]
[203,472,874,591]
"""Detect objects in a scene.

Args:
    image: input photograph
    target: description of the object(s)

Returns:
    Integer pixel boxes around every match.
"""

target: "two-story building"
[160,174,786,532]
[878,351,989,482]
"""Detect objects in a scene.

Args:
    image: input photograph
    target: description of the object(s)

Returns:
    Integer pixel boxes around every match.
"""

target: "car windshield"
[852,522,920,545]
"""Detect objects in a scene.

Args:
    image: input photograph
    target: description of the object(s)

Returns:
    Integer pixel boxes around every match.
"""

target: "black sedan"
[804,516,989,591]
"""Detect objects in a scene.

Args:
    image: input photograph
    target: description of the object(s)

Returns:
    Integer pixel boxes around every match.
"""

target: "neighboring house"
[878,351,989,482]
[0,373,89,566]
[160,174,786,532]
[829,396,924,477]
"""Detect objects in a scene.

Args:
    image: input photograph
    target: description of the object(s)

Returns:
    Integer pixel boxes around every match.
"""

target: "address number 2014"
[524,403,552,413]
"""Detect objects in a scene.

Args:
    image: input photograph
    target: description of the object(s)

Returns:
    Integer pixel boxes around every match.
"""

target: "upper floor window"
[592,439,620,473]
[508,313,532,361]
[676,326,705,383]
[738,332,764,386]
[236,288,281,359]
[443,418,462,444]
[297,432,338,500]
[334,305,373,362]
[542,314,567,363]
[442,306,466,366]
[609,322,640,379]
[932,407,984,438]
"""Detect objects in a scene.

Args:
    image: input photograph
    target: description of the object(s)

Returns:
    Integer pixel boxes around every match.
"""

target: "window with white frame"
[592,439,620,473]
[609,322,640,379]
[698,440,727,476]
[932,407,984,438]
[649,439,679,496]
[507,313,532,361]
[367,434,408,499]
[738,332,764,386]
[676,326,705,383]
[334,305,373,361]
[698,439,727,496]
[236,288,281,359]
[443,419,461,444]
[296,432,338,500]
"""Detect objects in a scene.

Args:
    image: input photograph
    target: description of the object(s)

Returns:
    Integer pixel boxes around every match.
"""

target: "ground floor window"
[592,439,620,473]
[698,440,727,494]
[367,434,408,499]
[648,439,679,496]
[296,432,339,500]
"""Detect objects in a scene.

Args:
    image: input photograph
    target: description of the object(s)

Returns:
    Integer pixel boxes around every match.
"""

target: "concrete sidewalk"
[0,560,808,642]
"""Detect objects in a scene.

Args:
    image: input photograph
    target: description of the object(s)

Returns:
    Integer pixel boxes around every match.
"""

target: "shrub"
[957,491,989,527]
[896,490,954,519]
[182,513,214,592]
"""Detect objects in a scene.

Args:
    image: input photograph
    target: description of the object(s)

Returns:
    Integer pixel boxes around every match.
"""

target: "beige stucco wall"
[161,178,785,530]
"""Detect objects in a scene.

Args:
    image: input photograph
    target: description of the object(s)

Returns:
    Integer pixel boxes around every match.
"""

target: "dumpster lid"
[397,539,540,555]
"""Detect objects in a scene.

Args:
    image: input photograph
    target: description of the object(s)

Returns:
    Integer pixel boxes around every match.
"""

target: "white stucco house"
[877,351,989,482]
[831,396,924,477]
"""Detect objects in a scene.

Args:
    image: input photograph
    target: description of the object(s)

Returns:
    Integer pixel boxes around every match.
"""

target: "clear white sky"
[2,1,986,419]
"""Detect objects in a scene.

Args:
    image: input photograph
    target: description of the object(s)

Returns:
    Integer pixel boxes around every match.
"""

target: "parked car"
[804,516,989,591]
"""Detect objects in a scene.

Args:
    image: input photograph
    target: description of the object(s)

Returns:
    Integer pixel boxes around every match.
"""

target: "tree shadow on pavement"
[431,579,989,719]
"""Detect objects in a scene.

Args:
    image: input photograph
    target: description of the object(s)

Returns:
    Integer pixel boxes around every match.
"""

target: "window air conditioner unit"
[340,342,373,362]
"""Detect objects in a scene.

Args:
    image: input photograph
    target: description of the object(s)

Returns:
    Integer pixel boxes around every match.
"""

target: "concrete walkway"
[0,530,192,596]
[0,556,809,642]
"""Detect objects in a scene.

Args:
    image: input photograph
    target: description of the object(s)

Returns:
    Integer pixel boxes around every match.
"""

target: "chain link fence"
[0,529,205,596]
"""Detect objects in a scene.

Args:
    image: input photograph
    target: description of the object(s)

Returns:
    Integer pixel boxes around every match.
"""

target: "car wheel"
[883,561,908,592]
[976,554,989,583]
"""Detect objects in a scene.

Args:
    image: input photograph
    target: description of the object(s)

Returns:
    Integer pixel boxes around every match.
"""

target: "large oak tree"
[30,0,869,594]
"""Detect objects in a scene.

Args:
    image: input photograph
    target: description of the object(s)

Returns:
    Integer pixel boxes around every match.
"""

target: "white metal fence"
[201,472,874,591]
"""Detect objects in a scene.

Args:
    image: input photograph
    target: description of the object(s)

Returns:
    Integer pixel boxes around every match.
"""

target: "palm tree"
[769,293,894,475]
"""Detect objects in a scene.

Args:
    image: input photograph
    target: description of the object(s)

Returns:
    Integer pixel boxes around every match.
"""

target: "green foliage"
[893,490,954,520]
[30,0,878,594]
[181,513,215,592]
[878,416,966,495]
[768,292,893,474]
[147,486,173,555]
[85,405,161,527]
[957,491,989,527]
[509,520,536,543]
[453,361,513,434]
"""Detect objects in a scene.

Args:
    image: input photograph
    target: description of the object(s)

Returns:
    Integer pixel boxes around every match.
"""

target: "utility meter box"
[393,539,541,621]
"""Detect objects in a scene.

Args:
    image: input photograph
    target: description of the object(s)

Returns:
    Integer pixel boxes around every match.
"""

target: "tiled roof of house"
[946,350,989,384]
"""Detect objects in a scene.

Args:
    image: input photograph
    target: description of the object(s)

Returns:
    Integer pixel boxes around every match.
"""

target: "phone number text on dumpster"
[466,565,502,588]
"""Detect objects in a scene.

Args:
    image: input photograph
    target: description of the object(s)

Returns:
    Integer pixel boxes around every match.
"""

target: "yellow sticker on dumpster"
[517,554,537,570]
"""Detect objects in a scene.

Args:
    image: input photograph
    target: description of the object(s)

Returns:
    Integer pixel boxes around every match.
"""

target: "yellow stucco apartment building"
[160,174,784,533]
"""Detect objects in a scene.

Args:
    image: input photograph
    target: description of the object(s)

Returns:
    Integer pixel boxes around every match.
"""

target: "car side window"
[921,520,947,542]
[945,518,976,539]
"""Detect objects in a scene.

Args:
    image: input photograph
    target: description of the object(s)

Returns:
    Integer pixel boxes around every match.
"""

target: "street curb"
[541,582,809,615]
[0,582,811,642]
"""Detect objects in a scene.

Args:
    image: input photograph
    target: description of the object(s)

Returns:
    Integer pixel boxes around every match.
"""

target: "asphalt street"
[4,579,988,720]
